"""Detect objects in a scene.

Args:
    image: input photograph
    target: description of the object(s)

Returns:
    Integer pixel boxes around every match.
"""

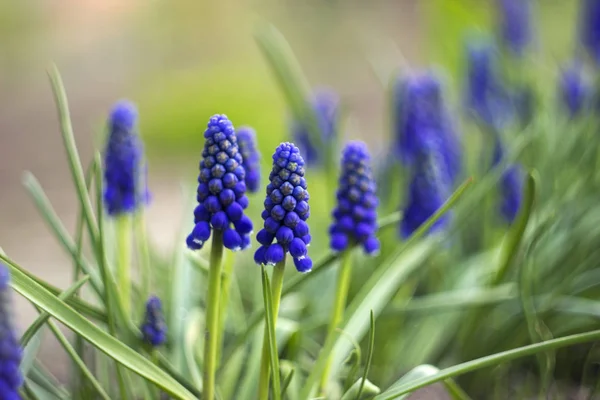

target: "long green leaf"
[2,256,197,400]
[375,329,600,399]
[381,365,471,400]
[355,311,375,400]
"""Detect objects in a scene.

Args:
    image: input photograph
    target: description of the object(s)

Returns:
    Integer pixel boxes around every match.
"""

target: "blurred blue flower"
[103,101,150,216]
[292,88,339,165]
[559,61,589,118]
[186,115,253,251]
[0,264,23,397]
[497,0,532,56]
[464,42,512,128]
[581,0,600,64]
[141,296,167,347]
[330,141,380,255]
[255,142,313,273]
[237,126,262,193]
[393,72,462,183]
[492,140,523,223]
[400,138,452,238]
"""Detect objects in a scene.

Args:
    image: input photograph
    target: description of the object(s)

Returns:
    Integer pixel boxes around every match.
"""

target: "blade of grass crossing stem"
[2,255,197,399]
[299,178,472,399]
[230,211,403,357]
[355,311,376,400]
[261,266,281,400]
[21,275,90,346]
[281,369,295,399]
[22,172,103,297]
[375,329,600,399]
[381,365,471,400]
[493,172,537,285]
[47,65,99,252]
[156,352,203,398]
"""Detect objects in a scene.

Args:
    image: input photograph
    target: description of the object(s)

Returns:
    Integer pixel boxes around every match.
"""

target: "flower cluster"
[580,0,600,64]
[141,296,167,347]
[254,143,313,273]
[330,141,380,255]
[559,62,589,118]
[400,138,452,238]
[497,0,532,56]
[492,140,523,223]
[186,115,253,251]
[103,101,150,216]
[236,126,261,193]
[394,72,462,183]
[0,264,23,397]
[292,88,339,165]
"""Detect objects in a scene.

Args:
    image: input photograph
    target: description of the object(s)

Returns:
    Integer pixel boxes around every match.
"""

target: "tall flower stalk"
[186,114,253,400]
[103,101,150,315]
[255,142,312,399]
[320,141,380,393]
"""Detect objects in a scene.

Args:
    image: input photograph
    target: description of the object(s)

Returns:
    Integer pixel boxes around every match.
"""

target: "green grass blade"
[2,256,197,400]
[21,275,90,346]
[381,365,471,400]
[375,329,600,399]
[47,65,99,252]
[280,368,295,399]
[261,266,281,400]
[156,352,202,398]
[355,311,375,400]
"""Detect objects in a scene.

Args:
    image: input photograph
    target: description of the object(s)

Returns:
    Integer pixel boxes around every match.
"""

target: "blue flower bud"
[330,141,380,255]
[292,89,339,165]
[581,0,600,64]
[103,101,150,216]
[492,140,523,223]
[187,115,253,251]
[141,296,167,347]
[237,126,262,193]
[293,257,313,273]
[497,0,532,56]
[0,264,23,396]
[255,143,313,272]
[559,61,590,118]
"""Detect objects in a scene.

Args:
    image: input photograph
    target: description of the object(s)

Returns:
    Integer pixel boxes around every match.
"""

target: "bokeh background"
[0,0,581,385]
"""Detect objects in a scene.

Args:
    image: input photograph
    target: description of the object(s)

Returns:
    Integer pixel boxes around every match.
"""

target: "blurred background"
[0,0,581,385]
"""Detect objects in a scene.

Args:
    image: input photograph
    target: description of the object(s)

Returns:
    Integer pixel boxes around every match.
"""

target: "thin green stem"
[258,259,287,400]
[320,249,354,394]
[116,214,132,315]
[216,250,235,366]
[135,212,152,307]
[203,231,225,400]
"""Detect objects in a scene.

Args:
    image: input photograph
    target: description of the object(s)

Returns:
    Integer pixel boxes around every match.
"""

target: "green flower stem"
[116,214,132,315]
[135,212,152,307]
[216,250,235,365]
[203,231,225,400]
[320,248,354,394]
[258,258,287,400]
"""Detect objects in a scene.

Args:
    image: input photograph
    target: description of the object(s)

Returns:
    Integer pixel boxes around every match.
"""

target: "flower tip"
[110,100,138,131]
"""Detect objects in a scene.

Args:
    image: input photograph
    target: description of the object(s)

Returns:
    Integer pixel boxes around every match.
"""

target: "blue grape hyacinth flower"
[103,101,150,216]
[292,88,339,165]
[559,62,589,118]
[497,0,532,56]
[492,140,523,223]
[141,296,167,347]
[237,126,262,193]
[186,115,253,251]
[330,141,380,255]
[580,0,600,64]
[400,139,452,238]
[254,143,313,273]
[0,264,23,397]
[393,72,462,183]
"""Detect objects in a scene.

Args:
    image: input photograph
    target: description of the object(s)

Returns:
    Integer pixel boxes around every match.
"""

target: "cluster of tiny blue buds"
[103,100,150,216]
[559,62,589,118]
[0,264,23,398]
[330,141,380,255]
[492,140,523,223]
[580,0,600,64]
[497,0,532,56]
[254,143,313,273]
[141,296,167,347]
[236,126,261,193]
[186,115,253,252]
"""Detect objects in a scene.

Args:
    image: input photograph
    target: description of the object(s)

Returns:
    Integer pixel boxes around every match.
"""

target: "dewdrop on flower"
[141,296,167,347]
[254,143,313,273]
[103,101,150,216]
[292,88,339,165]
[393,72,462,184]
[330,141,380,255]
[186,115,253,251]
[0,264,23,397]
[497,0,532,56]
[236,126,262,193]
